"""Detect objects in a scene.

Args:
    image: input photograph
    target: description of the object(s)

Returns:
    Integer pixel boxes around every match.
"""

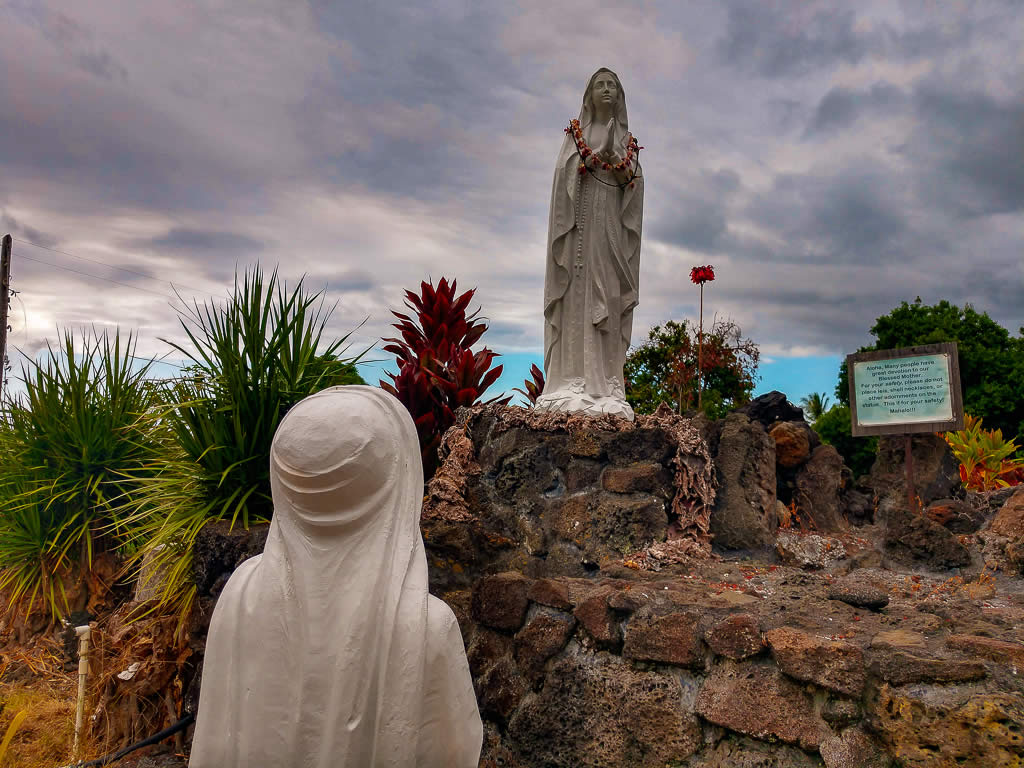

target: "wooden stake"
[0,234,12,400]
[904,433,917,513]
[73,625,91,758]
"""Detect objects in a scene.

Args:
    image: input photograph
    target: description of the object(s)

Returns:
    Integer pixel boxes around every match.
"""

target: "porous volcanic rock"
[869,433,960,506]
[420,405,716,592]
[507,649,703,768]
[882,499,971,568]
[477,655,528,722]
[828,572,890,610]
[695,659,828,751]
[682,736,826,767]
[573,588,620,649]
[776,529,847,569]
[869,648,986,685]
[191,520,269,597]
[926,497,986,533]
[703,613,765,660]
[765,626,866,697]
[621,608,702,667]
[819,726,892,768]
[793,444,849,532]
[736,391,806,429]
[709,412,777,551]
[471,572,532,632]
[513,608,575,683]
[866,684,1024,767]
[769,420,811,469]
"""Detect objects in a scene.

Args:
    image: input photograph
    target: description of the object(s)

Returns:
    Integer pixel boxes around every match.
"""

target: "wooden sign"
[847,342,964,437]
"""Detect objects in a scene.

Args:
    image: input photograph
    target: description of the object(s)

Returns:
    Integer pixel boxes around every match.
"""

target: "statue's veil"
[578,67,629,136]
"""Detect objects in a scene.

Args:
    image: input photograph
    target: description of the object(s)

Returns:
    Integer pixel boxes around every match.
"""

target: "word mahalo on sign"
[847,342,964,437]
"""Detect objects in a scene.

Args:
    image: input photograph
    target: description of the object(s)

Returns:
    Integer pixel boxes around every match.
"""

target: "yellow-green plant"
[120,266,363,630]
[944,414,1024,491]
[0,329,163,619]
[0,710,27,765]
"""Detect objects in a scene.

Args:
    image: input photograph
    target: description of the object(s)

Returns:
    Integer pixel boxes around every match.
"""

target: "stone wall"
[421,404,716,596]
[455,566,1024,768]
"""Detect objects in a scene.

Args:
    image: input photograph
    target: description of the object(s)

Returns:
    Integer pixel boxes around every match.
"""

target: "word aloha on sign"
[847,342,964,437]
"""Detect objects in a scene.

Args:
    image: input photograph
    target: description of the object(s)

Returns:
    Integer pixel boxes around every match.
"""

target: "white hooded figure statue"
[535,67,644,421]
[189,386,482,768]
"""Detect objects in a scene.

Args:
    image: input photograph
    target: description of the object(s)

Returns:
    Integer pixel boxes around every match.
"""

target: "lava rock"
[765,626,866,697]
[471,572,532,632]
[828,574,890,610]
[869,433,960,507]
[926,498,986,533]
[736,391,806,429]
[793,444,849,533]
[695,660,828,751]
[704,613,765,660]
[769,421,811,469]
[709,413,777,551]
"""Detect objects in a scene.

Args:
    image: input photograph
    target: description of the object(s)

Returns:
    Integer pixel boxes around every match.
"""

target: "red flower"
[690,265,716,285]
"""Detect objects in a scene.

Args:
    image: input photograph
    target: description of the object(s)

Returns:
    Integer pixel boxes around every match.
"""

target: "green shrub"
[122,266,362,627]
[0,329,162,619]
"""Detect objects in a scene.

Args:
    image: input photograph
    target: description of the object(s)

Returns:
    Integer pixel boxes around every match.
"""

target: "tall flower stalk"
[689,265,716,409]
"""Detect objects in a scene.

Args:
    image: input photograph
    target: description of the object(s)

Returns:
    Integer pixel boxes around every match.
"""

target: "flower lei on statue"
[565,118,643,190]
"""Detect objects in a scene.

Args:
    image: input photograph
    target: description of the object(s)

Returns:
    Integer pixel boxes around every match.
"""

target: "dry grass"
[0,618,136,767]
[0,680,80,768]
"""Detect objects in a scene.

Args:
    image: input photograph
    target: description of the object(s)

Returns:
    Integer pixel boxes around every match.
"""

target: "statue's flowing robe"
[543,131,644,404]
[190,386,482,768]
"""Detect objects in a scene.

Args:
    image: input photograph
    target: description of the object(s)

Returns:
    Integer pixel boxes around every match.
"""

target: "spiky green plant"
[121,266,363,627]
[0,329,162,620]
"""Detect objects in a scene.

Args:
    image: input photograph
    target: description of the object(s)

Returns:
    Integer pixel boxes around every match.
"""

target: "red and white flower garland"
[564,118,643,189]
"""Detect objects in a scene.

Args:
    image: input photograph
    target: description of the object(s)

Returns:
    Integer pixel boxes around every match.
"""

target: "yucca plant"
[0,329,162,620]
[121,266,363,627]
[164,266,363,526]
[380,277,506,476]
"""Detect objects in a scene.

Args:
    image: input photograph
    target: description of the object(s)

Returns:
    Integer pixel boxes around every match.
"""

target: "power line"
[13,237,228,301]
[17,252,180,300]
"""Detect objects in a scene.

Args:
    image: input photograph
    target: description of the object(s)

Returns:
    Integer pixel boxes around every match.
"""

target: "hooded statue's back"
[189,385,482,768]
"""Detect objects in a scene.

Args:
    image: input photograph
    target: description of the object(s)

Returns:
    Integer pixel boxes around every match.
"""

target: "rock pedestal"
[421,405,716,594]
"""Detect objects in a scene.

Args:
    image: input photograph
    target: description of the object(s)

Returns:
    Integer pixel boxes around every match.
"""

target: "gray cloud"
[718,4,867,78]
[1,212,56,248]
[0,0,1021,384]
[135,228,267,255]
[908,80,1024,217]
[804,83,906,137]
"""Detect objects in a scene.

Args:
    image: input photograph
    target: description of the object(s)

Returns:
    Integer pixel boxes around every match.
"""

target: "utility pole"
[0,234,11,400]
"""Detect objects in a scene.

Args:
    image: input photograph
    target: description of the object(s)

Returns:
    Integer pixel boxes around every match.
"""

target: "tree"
[625,318,759,419]
[800,392,831,421]
[836,298,1024,442]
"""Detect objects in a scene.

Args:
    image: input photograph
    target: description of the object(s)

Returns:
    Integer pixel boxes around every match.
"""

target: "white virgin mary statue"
[535,67,643,421]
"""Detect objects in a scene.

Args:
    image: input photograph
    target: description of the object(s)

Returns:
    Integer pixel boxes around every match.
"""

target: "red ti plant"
[514,364,545,406]
[380,277,507,476]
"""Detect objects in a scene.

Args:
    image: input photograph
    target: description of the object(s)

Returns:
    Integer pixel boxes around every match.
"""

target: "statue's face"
[591,72,618,108]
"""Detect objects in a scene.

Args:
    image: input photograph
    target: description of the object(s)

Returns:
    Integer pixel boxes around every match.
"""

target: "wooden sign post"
[847,342,964,512]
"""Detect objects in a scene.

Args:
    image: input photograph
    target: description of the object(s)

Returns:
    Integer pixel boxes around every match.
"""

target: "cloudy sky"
[1,0,1021,403]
